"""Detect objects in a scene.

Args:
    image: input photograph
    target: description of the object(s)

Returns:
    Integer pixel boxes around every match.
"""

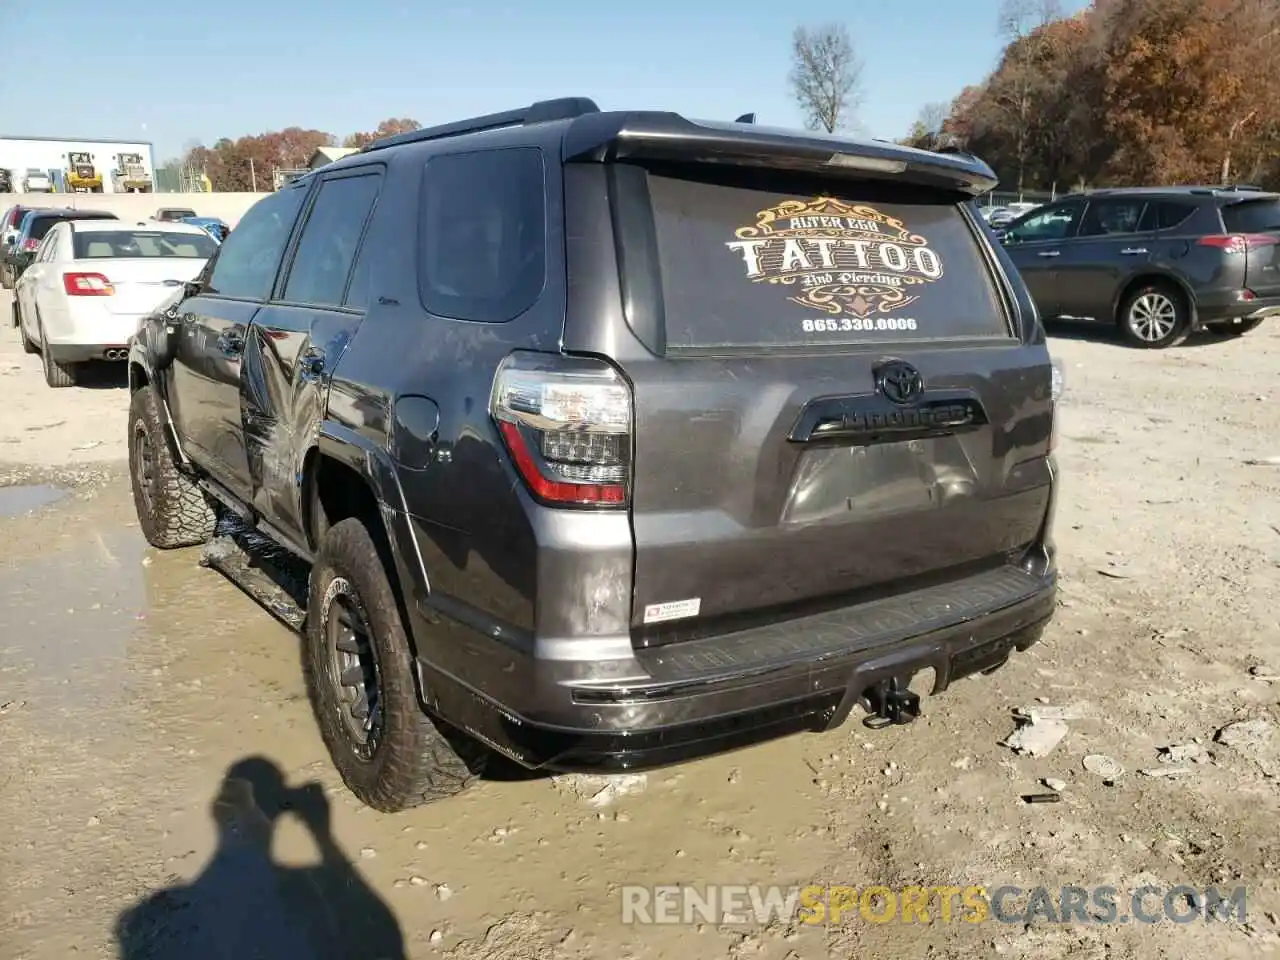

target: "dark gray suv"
[126,97,1060,811]
[999,186,1280,348]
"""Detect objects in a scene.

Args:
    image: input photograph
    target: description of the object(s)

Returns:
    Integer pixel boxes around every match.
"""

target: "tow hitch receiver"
[862,677,921,729]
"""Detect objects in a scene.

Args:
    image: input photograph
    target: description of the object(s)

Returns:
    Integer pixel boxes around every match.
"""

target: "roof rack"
[361,97,601,153]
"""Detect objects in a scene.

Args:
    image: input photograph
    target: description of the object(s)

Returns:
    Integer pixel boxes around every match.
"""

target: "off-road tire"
[1207,317,1265,337]
[304,516,487,812]
[128,385,218,548]
[1118,281,1190,349]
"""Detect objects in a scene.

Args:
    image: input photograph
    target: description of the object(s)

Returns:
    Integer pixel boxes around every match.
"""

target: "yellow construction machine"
[64,152,104,192]
[112,153,154,193]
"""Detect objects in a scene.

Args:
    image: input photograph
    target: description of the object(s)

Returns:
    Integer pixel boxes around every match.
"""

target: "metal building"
[0,136,156,194]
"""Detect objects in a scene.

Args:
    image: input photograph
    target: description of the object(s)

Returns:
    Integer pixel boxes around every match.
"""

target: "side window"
[1156,201,1196,231]
[418,147,546,323]
[282,171,382,308]
[1004,202,1083,243]
[206,186,308,300]
[1078,198,1145,238]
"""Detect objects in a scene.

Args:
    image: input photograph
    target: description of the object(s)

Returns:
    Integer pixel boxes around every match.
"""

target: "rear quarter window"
[640,167,1011,350]
[417,147,546,323]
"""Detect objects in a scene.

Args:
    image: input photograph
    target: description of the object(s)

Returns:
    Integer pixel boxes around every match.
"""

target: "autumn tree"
[987,0,1063,195]
[788,24,864,133]
[344,118,422,149]
[1100,0,1280,184]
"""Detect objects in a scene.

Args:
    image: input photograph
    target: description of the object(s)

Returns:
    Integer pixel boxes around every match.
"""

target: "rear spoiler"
[562,112,998,196]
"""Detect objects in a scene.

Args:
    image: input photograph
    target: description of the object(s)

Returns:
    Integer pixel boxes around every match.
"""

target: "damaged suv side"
[126,98,1059,812]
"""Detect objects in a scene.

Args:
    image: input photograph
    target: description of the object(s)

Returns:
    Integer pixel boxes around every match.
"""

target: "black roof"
[326,96,999,196]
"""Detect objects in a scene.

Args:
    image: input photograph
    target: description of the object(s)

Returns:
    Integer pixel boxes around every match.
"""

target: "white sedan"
[11,220,218,388]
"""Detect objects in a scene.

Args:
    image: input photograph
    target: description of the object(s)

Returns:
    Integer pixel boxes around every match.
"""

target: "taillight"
[21,238,38,252]
[63,272,114,296]
[1197,233,1279,255]
[490,351,632,507]
[1048,361,1063,453]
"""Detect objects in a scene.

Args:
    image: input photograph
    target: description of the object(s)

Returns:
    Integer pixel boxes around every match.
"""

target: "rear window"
[1221,198,1280,234]
[637,166,1010,350]
[29,214,114,242]
[73,229,217,260]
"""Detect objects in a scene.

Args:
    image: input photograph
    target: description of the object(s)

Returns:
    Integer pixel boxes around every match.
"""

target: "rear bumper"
[46,341,133,363]
[1196,293,1280,324]
[413,560,1058,772]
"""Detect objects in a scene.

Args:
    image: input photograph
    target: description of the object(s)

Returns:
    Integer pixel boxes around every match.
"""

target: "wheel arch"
[305,424,432,668]
[1113,271,1197,327]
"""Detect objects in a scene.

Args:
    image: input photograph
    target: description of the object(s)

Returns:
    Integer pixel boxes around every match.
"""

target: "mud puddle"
[0,483,67,517]
[0,481,842,960]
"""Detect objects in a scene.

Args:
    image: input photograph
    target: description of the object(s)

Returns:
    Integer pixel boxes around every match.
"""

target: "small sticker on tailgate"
[643,597,702,624]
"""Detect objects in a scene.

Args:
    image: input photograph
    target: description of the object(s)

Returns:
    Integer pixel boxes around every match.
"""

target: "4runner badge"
[725,197,945,320]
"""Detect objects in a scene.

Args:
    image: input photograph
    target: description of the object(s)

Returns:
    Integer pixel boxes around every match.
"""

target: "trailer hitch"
[861,677,921,730]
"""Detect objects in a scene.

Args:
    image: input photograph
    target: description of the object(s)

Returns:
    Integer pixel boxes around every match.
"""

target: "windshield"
[73,229,218,259]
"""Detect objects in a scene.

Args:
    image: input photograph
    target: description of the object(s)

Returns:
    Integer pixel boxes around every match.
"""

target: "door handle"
[298,351,325,381]
[1037,251,1060,258]
[1120,247,1148,255]
[216,329,244,356]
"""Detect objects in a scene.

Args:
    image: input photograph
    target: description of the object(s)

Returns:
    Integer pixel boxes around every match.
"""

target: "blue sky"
[2,0,1087,162]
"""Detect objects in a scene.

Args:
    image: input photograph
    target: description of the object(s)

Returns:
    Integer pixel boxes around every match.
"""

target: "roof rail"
[361,97,601,153]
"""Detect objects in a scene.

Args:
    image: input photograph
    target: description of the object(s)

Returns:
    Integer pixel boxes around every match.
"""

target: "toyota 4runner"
[126,97,1060,812]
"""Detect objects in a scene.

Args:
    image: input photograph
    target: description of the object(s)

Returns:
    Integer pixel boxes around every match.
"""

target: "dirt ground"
[1,287,1278,960]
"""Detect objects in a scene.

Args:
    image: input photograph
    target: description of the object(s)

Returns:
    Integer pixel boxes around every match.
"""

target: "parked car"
[126,96,1059,812]
[1,207,119,288]
[1,204,48,284]
[22,168,52,192]
[1000,186,1280,348]
[11,220,217,387]
[181,215,230,242]
[154,207,198,223]
[0,168,13,192]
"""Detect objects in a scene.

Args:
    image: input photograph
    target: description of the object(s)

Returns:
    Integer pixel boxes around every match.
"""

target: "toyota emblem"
[876,360,924,405]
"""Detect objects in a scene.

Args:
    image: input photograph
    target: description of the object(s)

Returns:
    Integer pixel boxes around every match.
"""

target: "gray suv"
[126,98,1060,811]
[999,186,1280,348]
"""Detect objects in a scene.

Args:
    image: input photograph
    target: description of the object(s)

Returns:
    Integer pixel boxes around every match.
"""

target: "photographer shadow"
[114,756,405,960]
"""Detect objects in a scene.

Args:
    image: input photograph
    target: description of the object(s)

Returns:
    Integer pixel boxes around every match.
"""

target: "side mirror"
[182,279,202,299]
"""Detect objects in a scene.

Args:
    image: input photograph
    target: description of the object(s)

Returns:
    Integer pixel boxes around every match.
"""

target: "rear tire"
[39,324,77,387]
[304,516,487,812]
[1208,317,1264,337]
[128,385,218,548]
[1118,281,1190,349]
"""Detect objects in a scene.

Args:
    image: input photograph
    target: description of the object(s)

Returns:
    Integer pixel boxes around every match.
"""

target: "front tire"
[1118,282,1190,349]
[128,385,218,548]
[304,516,487,812]
[1208,317,1264,337]
[13,299,36,353]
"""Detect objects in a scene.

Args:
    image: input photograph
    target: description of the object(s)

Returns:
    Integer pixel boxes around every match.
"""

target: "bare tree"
[789,24,864,133]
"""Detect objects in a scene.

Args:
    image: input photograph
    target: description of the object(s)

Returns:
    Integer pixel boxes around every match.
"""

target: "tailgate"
[565,159,1054,640]
[1222,196,1280,298]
